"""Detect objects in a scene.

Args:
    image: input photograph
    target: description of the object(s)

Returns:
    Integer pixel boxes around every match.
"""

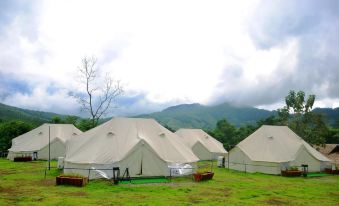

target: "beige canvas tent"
[227,125,331,174]
[175,129,227,160]
[7,124,82,160]
[64,118,199,179]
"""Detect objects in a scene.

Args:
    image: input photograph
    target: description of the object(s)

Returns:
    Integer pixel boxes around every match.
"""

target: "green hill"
[312,107,339,126]
[1,102,337,130]
[136,103,275,130]
[0,103,67,126]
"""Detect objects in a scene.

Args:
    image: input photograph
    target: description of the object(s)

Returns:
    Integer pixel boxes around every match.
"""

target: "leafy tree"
[163,124,175,132]
[212,119,238,150]
[325,128,339,144]
[211,119,257,150]
[51,116,63,124]
[64,115,79,125]
[335,118,339,129]
[0,121,33,151]
[76,119,95,132]
[279,90,327,145]
[257,115,280,127]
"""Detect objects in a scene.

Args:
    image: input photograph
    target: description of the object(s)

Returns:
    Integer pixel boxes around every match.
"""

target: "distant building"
[314,144,339,164]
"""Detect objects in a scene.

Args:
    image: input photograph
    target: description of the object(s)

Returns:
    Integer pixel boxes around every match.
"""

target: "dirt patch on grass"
[264,197,286,205]
[69,191,88,197]
[210,187,232,196]
[0,186,19,203]
[0,186,17,194]
[187,195,203,204]
[58,191,88,197]
[34,179,55,187]
[328,192,339,197]
[0,169,16,175]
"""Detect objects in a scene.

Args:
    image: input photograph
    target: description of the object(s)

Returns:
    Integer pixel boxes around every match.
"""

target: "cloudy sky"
[0,0,338,117]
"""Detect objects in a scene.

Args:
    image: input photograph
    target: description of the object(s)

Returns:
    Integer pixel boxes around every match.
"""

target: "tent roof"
[65,118,199,164]
[236,125,330,163]
[9,124,82,152]
[175,129,227,154]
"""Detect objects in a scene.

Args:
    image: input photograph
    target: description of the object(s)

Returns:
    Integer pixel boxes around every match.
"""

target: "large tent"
[175,129,227,160]
[7,124,82,160]
[227,125,331,174]
[64,118,199,179]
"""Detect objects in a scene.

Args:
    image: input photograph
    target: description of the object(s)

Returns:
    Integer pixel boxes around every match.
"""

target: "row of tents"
[7,118,332,178]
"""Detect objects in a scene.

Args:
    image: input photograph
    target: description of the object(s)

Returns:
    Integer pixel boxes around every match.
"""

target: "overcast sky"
[0,0,338,117]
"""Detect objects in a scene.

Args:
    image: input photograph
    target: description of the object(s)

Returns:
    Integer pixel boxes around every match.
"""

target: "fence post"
[88,169,91,182]
[228,154,230,170]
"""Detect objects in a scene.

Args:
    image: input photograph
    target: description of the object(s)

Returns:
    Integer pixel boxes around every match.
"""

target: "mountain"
[136,102,275,130]
[312,107,339,126]
[1,102,337,130]
[0,103,67,126]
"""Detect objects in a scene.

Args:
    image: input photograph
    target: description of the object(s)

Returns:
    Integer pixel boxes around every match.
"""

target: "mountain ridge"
[0,102,337,130]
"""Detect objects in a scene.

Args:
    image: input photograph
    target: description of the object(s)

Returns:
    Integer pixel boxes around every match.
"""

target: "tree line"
[0,90,338,152]
[209,90,339,150]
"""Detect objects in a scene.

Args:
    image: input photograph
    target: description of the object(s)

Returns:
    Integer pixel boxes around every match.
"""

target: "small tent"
[7,124,82,160]
[175,129,227,160]
[227,125,331,174]
[64,118,199,179]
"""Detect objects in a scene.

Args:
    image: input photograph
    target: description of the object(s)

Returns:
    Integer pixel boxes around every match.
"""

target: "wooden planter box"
[324,168,339,175]
[56,176,88,187]
[281,170,302,177]
[193,172,214,182]
[14,156,32,162]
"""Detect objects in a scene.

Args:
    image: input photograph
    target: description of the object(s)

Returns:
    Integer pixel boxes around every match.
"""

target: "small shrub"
[288,166,299,171]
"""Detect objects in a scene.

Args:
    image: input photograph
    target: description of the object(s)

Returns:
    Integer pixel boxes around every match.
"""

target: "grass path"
[0,158,338,205]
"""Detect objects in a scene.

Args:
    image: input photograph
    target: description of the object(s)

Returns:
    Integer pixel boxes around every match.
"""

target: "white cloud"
[0,0,338,116]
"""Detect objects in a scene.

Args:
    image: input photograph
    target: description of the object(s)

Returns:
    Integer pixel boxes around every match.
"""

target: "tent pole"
[228,153,230,170]
[48,125,51,170]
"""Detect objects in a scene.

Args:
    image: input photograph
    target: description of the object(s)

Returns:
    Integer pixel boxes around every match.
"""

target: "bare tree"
[71,56,123,128]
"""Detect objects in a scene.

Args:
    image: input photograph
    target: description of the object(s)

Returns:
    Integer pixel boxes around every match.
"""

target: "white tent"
[175,129,227,160]
[7,124,82,160]
[227,125,331,174]
[64,118,199,179]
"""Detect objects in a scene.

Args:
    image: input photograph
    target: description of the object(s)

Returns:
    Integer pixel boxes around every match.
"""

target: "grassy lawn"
[0,158,338,206]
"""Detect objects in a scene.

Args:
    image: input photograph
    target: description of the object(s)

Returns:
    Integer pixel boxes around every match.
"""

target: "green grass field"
[0,158,338,206]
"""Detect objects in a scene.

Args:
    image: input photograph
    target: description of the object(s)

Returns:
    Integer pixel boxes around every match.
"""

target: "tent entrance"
[122,140,167,177]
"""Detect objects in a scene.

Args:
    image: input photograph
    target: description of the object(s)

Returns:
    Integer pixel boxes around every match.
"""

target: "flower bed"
[193,172,214,182]
[281,170,302,177]
[56,175,88,187]
[14,156,32,162]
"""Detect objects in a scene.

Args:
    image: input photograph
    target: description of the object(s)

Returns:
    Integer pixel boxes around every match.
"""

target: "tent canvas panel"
[64,118,199,179]
[65,140,176,179]
[228,147,282,174]
[192,141,214,160]
[7,124,82,160]
[290,145,329,172]
[228,126,331,174]
[7,151,34,161]
[175,129,227,161]
[38,138,66,160]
